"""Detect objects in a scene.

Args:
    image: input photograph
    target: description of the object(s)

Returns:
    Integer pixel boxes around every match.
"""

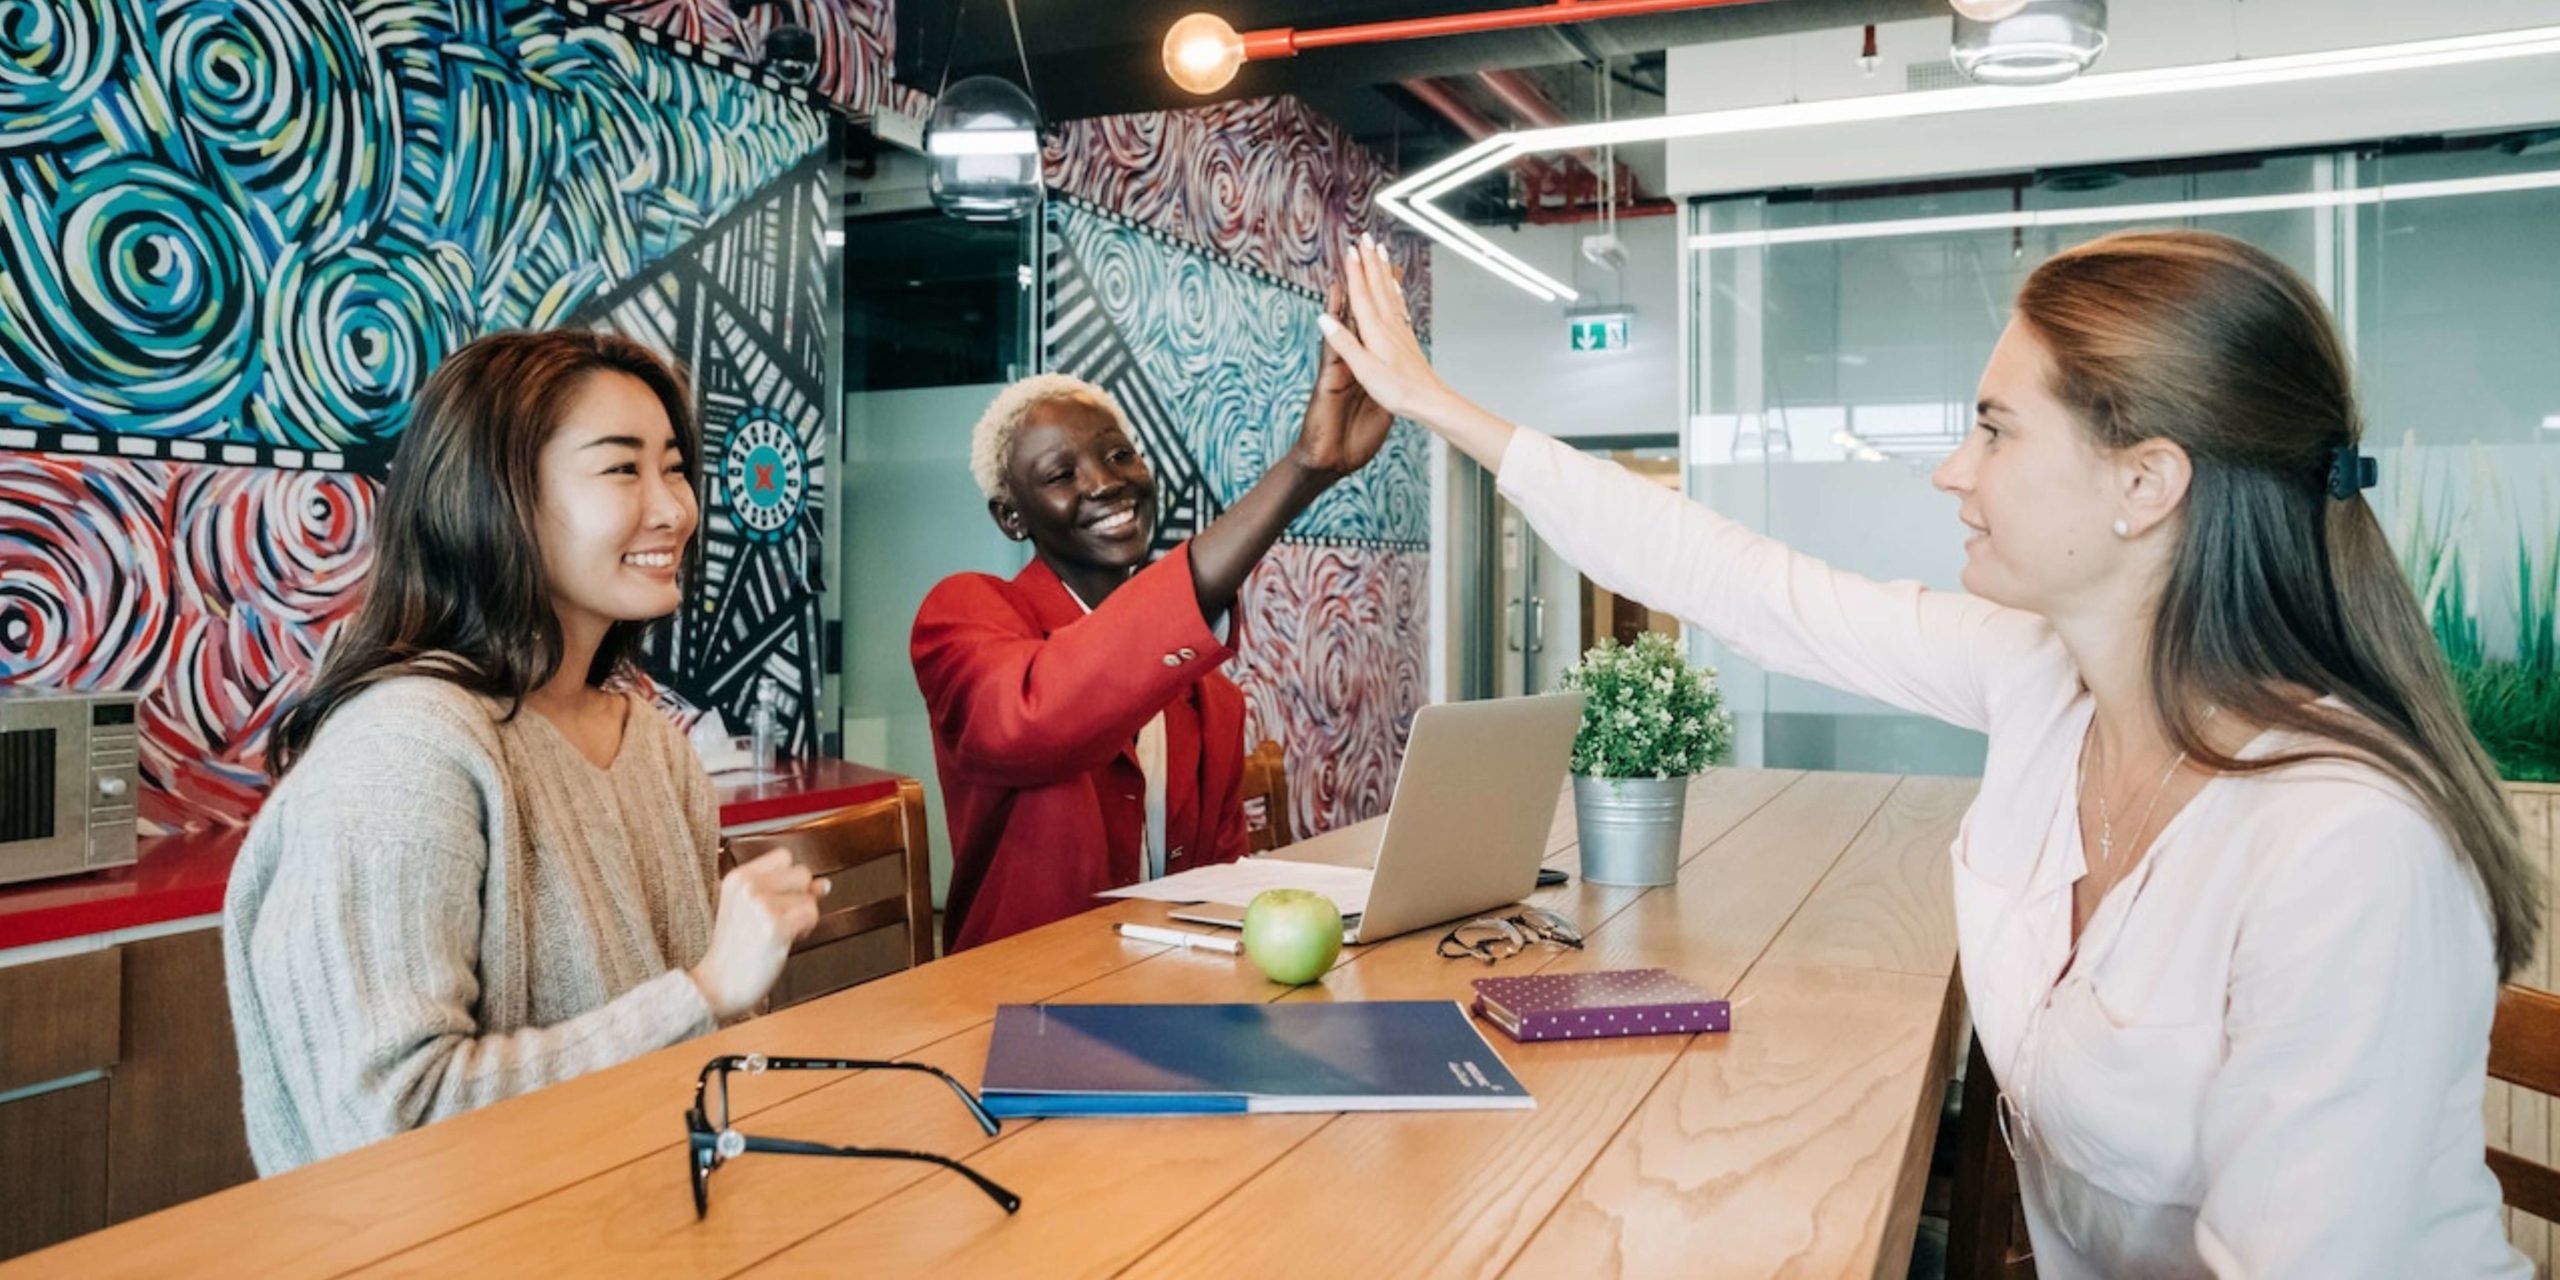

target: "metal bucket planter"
[1573,774,1691,887]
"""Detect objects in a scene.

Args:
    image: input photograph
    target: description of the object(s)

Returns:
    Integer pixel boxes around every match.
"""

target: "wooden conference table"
[8,768,1976,1280]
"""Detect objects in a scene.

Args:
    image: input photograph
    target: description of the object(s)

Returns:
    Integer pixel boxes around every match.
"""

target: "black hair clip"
[2327,444,2378,501]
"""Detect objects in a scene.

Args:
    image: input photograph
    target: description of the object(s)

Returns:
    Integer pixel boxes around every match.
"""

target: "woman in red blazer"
[912,309,1390,952]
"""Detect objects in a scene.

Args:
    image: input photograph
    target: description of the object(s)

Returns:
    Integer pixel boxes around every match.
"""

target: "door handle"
[1505,598,1523,652]
[1527,595,1546,654]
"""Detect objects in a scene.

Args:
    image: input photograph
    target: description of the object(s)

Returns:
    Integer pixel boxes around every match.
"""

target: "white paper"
[1098,858,1374,912]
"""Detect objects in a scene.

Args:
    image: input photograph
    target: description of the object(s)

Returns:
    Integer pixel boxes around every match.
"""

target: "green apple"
[1241,888,1343,986]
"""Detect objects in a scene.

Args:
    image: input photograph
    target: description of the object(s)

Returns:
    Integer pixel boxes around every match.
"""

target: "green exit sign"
[1569,316,1628,352]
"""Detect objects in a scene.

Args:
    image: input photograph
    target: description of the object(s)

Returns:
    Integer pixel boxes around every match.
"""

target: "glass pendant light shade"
[926,76,1044,222]
[1948,0,2032,20]
[1952,0,2108,86]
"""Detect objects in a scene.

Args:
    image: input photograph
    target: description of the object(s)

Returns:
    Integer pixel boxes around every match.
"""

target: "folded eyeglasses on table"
[685,1053,1022,1218]
[1436,907,1585,964]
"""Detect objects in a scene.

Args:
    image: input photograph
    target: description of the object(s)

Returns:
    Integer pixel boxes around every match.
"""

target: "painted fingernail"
[1316,313,1341,334]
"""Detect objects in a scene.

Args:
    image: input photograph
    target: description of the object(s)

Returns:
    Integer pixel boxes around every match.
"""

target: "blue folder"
[978,1000,1536,1118]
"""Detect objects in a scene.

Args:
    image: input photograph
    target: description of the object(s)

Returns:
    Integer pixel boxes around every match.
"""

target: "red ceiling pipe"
[1523,198,1676,224]
[1473,67,1606,188]
[1398,77,1568,203]
[1476,67,1576,129]
[1476,66,1651,207]
[1398,76,1508,143]
[1401,77,1673,223]
[1241,0,1780,62]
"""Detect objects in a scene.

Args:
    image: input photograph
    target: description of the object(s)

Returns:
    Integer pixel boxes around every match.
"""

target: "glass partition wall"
[833,210,1039,901]
[1688,127,2560,779]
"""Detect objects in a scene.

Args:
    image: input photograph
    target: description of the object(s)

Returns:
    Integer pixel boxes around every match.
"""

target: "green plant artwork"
[2391,435,2560,783]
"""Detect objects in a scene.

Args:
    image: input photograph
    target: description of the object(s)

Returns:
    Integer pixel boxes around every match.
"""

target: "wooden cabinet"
[0,931,253,1261]
[0,950,123,1258]
[0,950,118,1091]
[106,930,257,1222]
[0,1080,109,1258]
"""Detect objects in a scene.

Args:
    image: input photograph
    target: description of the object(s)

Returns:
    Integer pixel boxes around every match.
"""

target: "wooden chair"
[718,779,934,1011]
[1241,738,1294,853]
[2490,983,2560,1223]
[1946,1033,2038,1280]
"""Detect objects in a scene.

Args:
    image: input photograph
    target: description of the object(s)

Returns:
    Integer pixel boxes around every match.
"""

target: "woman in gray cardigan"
[225,331,823,1174]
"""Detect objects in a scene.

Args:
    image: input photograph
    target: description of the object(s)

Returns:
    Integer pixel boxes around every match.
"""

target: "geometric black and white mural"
[1041,228,1218,557]
[586,154,832,752]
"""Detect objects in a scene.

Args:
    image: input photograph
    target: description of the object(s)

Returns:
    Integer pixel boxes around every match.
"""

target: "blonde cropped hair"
[968,373,1140,500]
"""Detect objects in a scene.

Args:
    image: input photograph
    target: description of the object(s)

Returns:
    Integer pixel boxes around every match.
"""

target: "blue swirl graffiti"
[1050,203,1430,548]
[0,0,828,452]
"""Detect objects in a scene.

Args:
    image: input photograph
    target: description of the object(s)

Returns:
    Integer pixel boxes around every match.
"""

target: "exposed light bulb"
[1950,0,2032,19]
[1163,13,1245,94]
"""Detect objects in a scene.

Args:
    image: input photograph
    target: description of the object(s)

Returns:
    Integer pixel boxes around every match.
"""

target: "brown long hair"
[267,330,699,780]
[2016,229,2537,977]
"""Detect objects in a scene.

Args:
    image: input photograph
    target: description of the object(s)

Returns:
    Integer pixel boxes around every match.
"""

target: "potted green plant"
[1557,631,1735,886]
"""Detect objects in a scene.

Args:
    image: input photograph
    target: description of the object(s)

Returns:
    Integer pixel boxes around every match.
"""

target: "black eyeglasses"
[685,1053,1022,1218]
[1436,907,1585,964]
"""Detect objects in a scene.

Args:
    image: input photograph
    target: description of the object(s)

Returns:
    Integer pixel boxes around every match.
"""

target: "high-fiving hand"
[1314,234,1449,423]
[1288,282,1394,479]
[1316,232,1517,473]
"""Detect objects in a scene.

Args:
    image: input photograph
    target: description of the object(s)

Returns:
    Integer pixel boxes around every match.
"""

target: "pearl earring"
[2111,519,2131,538]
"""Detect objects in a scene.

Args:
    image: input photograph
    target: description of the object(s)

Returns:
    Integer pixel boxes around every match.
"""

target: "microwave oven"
[0,686,141,887]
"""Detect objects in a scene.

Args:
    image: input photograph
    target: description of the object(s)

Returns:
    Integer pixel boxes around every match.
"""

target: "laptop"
[1171,692,1585,944]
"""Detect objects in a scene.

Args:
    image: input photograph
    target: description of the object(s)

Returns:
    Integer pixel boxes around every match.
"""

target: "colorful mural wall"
[0,0,841,831]
[585,0,923,118]
[1043,97,1432,837]
[2,0,1426,841]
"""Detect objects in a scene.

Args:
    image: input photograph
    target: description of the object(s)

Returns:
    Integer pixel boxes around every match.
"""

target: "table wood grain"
[5,768,1975,1280]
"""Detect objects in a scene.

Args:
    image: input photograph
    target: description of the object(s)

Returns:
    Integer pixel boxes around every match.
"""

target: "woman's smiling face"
[534,370,698,637]
[992,396,1158,572]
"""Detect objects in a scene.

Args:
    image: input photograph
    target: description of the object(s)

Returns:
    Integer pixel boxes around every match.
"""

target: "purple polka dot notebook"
[1470,968,1731,1043]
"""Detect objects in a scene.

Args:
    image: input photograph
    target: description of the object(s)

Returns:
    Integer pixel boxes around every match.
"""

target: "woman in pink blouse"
[1319,230,2535,1278]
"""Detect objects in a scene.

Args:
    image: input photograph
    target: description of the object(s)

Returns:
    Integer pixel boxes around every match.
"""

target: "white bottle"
[748,677,781,775]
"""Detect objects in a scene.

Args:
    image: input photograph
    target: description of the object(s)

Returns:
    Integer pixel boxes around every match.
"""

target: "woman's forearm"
[1409,387,1519,475]
[1185,388,1511,616]
[1187,455,1332,618]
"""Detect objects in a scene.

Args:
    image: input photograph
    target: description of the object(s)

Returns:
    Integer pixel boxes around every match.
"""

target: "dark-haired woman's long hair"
[266,330,699,780]
[2017,229,2538,978]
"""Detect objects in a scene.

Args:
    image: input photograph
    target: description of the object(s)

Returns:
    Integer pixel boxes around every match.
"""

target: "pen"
[1116,922,1242,953]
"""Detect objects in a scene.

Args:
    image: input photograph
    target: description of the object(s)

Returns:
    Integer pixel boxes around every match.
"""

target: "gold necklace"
[2081,728,2189,877]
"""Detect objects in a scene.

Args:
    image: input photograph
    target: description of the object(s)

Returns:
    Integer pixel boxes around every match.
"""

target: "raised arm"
[1317,235,2057,733]
[1187,284,1395,617]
